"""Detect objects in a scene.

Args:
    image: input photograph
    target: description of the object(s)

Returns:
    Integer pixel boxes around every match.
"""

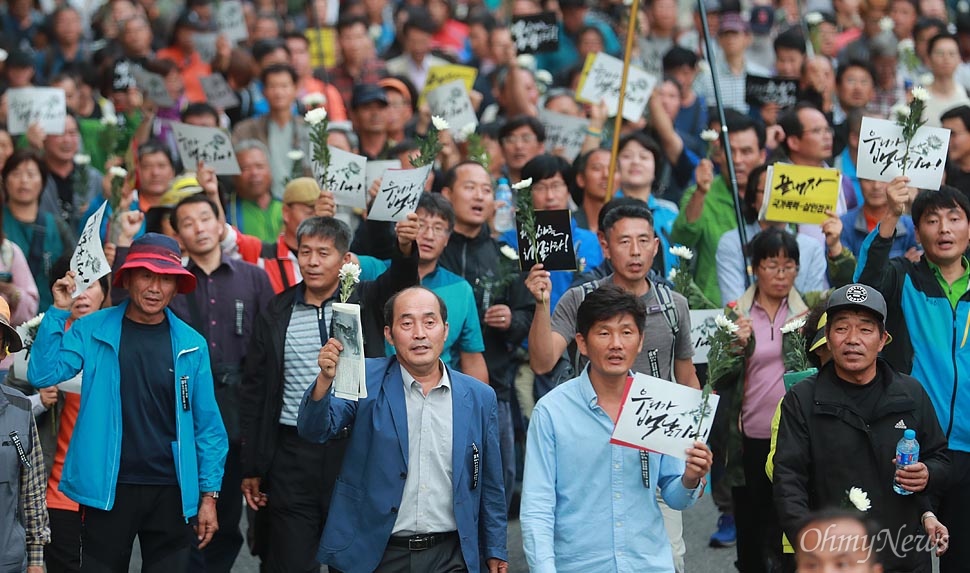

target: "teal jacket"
[28,302,228,519]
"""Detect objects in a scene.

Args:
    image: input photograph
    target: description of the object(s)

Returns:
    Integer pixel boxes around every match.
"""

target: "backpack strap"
[652,281,680,380]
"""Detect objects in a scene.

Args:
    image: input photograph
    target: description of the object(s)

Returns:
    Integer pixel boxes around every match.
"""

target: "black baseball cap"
[826,284,888,325]
[351,84,388,109]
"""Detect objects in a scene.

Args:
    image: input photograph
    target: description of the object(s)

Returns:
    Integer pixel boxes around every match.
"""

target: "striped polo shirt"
[279,296,331,426]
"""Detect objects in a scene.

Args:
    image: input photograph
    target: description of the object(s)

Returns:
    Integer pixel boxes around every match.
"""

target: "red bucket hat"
[113,233,197,294]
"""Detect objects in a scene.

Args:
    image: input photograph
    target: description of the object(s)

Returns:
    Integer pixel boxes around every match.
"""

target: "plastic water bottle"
[894,429,919,495]
[493,178,515,234]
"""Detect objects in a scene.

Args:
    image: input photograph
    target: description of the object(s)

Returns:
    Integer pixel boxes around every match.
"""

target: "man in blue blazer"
[298,286,508,573]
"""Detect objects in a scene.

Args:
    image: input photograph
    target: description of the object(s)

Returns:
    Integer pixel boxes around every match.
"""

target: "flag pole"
[605,0,640,200]
[698,0,753,287]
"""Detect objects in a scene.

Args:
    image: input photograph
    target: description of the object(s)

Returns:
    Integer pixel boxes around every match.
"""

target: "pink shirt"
[741,298,788,439]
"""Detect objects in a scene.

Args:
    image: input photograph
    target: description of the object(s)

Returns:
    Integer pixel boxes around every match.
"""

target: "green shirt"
[927,257,970,309]
[671,176,740,307]
[228,194,283,243]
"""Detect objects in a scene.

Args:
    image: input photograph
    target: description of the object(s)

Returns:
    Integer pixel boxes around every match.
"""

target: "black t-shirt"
[946,165,970,199]
[117,316,178,485]
[49,169,75,223]
[833,369,885,424]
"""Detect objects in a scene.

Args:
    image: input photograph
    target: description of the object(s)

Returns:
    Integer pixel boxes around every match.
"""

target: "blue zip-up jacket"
[856,225,970,452]
[27,302,228,519]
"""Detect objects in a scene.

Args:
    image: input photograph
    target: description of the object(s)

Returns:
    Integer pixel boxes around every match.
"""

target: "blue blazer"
[298,356,508,573]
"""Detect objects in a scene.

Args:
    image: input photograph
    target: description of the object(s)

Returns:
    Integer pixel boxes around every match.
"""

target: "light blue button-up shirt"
[521,368,702,573]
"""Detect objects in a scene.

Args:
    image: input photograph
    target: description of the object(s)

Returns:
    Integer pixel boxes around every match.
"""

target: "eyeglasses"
[418,221,450,237]
[803,126,834,136]
[759,263,799,276]
[501,134,538,145]
[532,180,567,194]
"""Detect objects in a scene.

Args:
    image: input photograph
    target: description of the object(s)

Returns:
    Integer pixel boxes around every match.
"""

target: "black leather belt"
[388,531,458,551]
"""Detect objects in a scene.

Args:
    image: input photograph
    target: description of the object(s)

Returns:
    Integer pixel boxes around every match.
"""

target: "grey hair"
[296,216,352,253]
[234,139,271,159]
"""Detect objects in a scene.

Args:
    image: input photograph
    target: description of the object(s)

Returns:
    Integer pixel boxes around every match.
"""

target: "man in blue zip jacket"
[29,233,229,571]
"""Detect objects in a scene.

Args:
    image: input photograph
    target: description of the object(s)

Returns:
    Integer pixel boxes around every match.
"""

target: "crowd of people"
[2,0,970,570]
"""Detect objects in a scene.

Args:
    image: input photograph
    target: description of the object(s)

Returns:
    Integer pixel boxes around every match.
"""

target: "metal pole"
[698,0,752,287]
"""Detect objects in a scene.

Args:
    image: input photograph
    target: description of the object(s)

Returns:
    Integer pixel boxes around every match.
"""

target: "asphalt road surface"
[131,494,740,572]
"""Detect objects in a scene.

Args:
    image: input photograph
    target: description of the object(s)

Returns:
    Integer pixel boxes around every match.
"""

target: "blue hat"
[113,233,196,293]
[351,84,388,109]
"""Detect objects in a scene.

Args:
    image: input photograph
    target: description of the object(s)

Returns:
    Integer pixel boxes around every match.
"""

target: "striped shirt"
[279,298,331,426]
[694,58,770,115]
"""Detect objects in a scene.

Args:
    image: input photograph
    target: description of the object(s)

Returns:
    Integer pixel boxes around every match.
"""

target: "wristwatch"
[201,491,220,500]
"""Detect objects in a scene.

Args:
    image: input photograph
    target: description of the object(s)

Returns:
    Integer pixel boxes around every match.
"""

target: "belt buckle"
[408,534,433,551]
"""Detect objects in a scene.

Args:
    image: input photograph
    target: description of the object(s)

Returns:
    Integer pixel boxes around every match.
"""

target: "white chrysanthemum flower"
[715,314,740,334]
[669,245,694,260]
[516,54,536,70]
[891,103,911,119]
[848,487,871,512]
[301,92,327,108]
[668,268,679,281]
[305,107,328,126]
[100,114,118,127]
[431,116,450,131]
[805,12,824,25]
[108,166,128,179]
[338,262,361,284]
[459,123,477,139]
[897,38,915,52]
[535,69,553,85]
[25,313,44,330]
[623,0,633,6]
[512,178,533,190]
[911,86,930,102]
[0,49,7,63]
[287,149,305,162]
[879,16,894,32]
[73,154,91,166]
[700,129,719,142]
[500,245,519,260]
[780,316,807,334]
[918,73,935,88]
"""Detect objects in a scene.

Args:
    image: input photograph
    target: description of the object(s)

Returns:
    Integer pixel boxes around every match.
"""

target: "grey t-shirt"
[550,274,694,381]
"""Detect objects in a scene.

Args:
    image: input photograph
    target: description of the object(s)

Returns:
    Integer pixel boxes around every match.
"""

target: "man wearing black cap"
[350,84,390,159]
[28,233,229,570]
[773,283,950,572]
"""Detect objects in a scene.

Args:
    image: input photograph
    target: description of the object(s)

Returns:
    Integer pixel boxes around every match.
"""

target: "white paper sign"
[193,31,219,64]
[538,108,590,162]
[426,80,478,136]
[689,309,725,365]
[610,372,721,458]
[6,88,67,135]
[216,0,248,44]
[70,202,111,298]
[365,160,402,194]
[332,302,367,401]
[323,146,368,210]
[131,67,175,107]
[368,165,433,222]
[576,53,656,122]
[172,122,240,175]
[199,74,240,109]
[856,116,950,190]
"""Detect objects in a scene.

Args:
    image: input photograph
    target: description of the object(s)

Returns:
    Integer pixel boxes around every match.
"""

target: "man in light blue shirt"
[521,285,712,573]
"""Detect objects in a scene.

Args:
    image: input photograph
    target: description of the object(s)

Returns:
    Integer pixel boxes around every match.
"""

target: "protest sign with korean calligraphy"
[510,13,559,54]
[200,74,240,108]
[516,209,577,272]
[368,165,433,221]
[421,65,478,102]
[745,75,799,109]
[538,109,590,162]
[426,80,478,135]
[216,0,248,44]
[365,159,402,193]
[193,32,219,64]
[759,163,842,225]
[856,116,950,190]
[172,123,241,175]
[320,145,368,210]
[132,67,175,107]
[689,309,724,365]
[70,202,111,298]
[576,53,656,122]
[611,373,721,458]
[6,87,66,135]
